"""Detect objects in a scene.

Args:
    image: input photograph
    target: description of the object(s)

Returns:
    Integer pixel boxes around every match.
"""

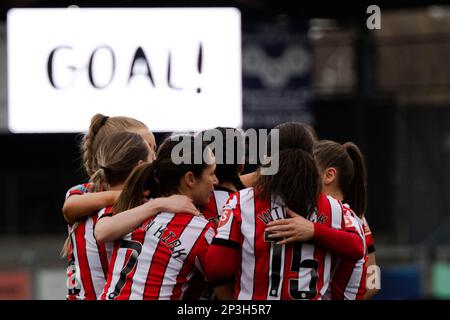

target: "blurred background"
[0,0,449,299]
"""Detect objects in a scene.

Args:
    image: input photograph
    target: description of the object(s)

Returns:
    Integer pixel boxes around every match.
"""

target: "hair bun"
[100,116,109,127]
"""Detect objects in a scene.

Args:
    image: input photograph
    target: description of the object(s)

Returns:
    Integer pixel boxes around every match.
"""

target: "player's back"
[219,188,344,300]
[102,212,215,300]
[326,205,367,300]
[65,183,113,300]
[185,187,236,300]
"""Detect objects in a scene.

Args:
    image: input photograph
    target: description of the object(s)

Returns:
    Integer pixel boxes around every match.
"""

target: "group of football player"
[61,113,379,300]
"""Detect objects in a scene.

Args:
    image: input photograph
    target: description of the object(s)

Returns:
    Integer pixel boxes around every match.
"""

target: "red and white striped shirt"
[202,187,236,226]
[102,212,215,300]
[65,184,114,300]
[213,189,346,300]
[184,187,236,300]
[362,217,376,254]
[325,204,367,300]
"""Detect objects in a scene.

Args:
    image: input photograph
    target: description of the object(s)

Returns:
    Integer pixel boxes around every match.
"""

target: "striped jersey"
[362,217,376,254]
[325,204,367,300]
[185,187,236,300]
[213,188,346,300]
[65,184,114,300]
[202,187,236,227]
[102,212,215,300]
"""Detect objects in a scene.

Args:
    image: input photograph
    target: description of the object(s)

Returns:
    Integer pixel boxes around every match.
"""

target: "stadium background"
[0,0,448,299]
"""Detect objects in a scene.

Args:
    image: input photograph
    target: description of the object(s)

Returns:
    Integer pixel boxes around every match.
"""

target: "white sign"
[7,8,242,133]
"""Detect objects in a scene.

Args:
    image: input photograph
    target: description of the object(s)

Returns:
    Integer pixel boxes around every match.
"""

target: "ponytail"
[314,140,368,218]
[90,167,110,193]
[60,221,79,258]
[113,163,158,214]
[82,114,108,177]
[90,131,149,193]
[81,113,148,177]
[343,143,367,218]
[256,122,320,217]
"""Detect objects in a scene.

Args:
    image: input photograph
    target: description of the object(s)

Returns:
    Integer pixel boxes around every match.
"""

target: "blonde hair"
[61,131,150,257]
[90,131,150,192]
[81,113,148,177]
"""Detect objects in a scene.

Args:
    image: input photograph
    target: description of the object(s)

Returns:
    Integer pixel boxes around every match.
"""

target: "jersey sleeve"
[314,223,365,261]
[194,223,216,277]
[65,183,90,200]
[363,217,376,253]
[97,206,114,220]
[313,200,365,261]
[342,209,361,234]
[205,193,241,284]
[212,192,242,249]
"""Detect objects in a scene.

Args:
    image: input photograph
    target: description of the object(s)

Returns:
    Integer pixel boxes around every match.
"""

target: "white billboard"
[7,8,242,133]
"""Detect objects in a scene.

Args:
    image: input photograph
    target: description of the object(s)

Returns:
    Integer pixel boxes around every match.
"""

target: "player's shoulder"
[191,214,211,226]
[187,215,216,241]
[318,193,344,216]
[169,213,211,232]
[239,187,254,200]
[223,190,242,210]
[184,215,216,246]
[325,194,339,205]
[65,182,91,199]
[342,202,357,217]
[98,205,114,219]
[316,194,347,229]
[213,186,235,197]
[227,187,256,212]
[154,211,176,224]
[222,186,255,200]
[68,182,91,192]
[341,203,366,229]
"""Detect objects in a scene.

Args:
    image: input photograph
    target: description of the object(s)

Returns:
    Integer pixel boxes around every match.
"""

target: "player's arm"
[204,195,241,289]
[63,189,120,225]
[94,195,200,243]
[192,223,235,300]
[204,241,239,286]
[213,282,234,300]
[265,209,364,261]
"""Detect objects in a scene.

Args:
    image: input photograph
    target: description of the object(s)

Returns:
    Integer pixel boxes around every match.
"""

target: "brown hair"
[255,122,320,217]
[90,131,150,192]
[314,140,367,217]
[81,113,148,177]
[305,124,319,143]
[61,131,149,258]
[114,135,211,213]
